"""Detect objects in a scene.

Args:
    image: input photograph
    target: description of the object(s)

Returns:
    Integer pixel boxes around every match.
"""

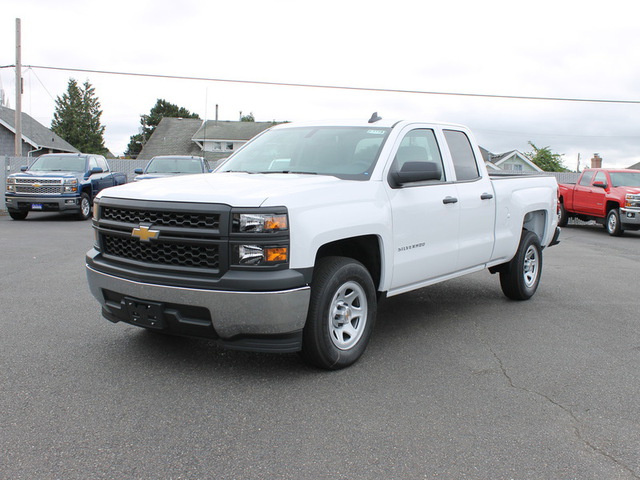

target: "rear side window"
[444,130,479,181]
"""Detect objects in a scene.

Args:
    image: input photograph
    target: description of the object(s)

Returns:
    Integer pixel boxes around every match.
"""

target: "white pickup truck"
[86,115,560,369]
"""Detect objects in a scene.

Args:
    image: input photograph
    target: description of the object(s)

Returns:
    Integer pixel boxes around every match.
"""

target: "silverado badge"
[131,225,159,242]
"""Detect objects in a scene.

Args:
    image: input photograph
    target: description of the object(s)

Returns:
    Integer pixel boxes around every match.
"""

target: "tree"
[51,79,107,155]
[125,99,200,157]
[240,112,255,122]
[524,142,569,172]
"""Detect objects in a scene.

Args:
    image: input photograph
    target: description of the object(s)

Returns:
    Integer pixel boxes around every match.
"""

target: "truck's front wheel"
[77,193,91,220]
[606,208,624,236]
[301,257,377,370]
[499,230,542,301]
[9,210,28,220]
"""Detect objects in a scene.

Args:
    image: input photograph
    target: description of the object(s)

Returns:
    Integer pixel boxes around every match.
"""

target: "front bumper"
[620,208,640,228]
[5,194,81,212]
[86,264,310,352]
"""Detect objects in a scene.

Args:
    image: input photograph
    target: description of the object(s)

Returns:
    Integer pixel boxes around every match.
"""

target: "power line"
[2,63,639,106]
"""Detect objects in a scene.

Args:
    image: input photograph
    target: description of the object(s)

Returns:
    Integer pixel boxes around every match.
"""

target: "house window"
[225,142,234,151]
[212,142,222,151]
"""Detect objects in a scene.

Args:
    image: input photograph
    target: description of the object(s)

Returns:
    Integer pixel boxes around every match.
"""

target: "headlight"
[6,177,15,192]
[63,178,78,193]
[233,213,288,233]
[234,245,288,265]
[626,194,640,208]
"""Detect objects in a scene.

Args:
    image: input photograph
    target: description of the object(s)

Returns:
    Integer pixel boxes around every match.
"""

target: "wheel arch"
[314,235,382,291]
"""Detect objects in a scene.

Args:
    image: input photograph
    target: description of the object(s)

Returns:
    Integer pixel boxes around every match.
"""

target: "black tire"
[499,230,542,301]
[606,208,624,236]
[77,193,91,220]
[9,210,28,220]
[301,256,377,370]
[557,201,568,227]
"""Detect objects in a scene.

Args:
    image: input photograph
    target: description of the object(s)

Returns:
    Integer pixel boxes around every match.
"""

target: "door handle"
[442,196,458,204]
[481,193,494,200]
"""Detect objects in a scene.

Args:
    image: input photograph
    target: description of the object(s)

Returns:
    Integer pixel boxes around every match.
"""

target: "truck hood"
[9,171,80,179]
[99,172,360,207]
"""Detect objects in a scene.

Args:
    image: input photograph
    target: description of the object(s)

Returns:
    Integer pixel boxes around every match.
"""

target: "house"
[138,117,275,166]
[0,106,78,157]
[480,147,543,173]
[628,161,640,170]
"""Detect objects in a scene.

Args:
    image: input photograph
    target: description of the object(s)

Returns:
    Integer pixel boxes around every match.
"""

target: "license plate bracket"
[123,297,166,329]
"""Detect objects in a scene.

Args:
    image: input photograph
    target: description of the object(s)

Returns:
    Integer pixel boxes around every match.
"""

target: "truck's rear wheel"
[499,230,542,301]
[77,193,91,220]
[301,256,377,369]
[606,208,624,236]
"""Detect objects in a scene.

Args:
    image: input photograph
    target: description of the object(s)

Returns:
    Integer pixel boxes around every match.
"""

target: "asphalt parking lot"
[1,212,639,480]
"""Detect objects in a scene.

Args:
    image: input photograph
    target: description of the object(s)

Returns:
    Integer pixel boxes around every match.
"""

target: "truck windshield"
[29,156,86,172]
[609,171,640,187]
[146,158,204,174]
[218,126,391,180]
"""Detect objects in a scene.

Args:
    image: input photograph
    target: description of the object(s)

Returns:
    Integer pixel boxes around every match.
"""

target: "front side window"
[444,130,479,181]
[593,171,607,185]
[219,126,391,180]
[389,129,445,183]
[579,171,595,186]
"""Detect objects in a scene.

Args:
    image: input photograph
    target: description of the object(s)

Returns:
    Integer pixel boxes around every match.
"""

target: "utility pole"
[14,18,22,157]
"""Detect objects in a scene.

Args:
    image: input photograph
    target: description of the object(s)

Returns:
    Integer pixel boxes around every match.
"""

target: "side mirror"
[134,168,144,174]
[88,167,104,176]
[391,161,442,186]
[20,165,28,171]
[593,181,608,189]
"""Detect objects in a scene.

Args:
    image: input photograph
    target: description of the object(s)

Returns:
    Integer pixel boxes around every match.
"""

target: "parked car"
[87,116,560,369]
[134,156,211,181]
[5,153,127,220]
[558,168,640,236]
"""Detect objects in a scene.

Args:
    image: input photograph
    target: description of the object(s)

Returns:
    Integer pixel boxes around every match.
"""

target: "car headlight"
[625,194,640,208]
[63,178,78,193]
[233,213,288,233]
[6,177,15,192]
[231,211,289,266]
[234,244,288,265]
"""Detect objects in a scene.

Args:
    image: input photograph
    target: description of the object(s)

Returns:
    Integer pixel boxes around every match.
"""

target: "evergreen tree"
[125,99,200,157]
[51,79,107,155]
[524,142,569,172]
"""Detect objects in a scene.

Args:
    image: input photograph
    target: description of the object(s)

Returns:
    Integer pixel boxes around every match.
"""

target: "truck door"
[586,170,608,216]
[387,127,460,292]
[443,129,495,270]
[573,170,595,214]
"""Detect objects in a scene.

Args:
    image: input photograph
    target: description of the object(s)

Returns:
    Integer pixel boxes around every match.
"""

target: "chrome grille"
[14,177,64,195]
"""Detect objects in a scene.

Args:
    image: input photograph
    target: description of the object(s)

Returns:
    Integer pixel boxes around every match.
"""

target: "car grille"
[14,178,64,195]
[102,206,219,229]
[103,235,219,269]
[95,199,229,279]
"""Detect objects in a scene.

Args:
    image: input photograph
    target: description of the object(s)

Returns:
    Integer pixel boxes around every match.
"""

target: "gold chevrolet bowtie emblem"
[131,225,159,242]
[33,183,42,188]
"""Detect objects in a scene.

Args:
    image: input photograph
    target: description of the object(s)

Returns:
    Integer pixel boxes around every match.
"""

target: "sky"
[1,0,639,169]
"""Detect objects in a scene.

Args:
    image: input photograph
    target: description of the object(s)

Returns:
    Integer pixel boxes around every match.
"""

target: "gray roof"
[628,161,640,170]
[192,120,274,142]
[137,117,203,161]
[0,106,78,153]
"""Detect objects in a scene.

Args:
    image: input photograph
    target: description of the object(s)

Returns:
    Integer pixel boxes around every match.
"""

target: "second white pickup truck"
[86,115,560,369]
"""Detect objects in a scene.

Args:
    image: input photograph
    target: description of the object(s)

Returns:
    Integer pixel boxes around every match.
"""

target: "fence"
[0,155,586,213]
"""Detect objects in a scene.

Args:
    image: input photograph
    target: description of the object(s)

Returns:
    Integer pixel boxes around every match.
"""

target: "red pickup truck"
[558,168,640,236]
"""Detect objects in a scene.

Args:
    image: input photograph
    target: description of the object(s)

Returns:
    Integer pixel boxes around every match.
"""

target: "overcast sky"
[2,0,639,169]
